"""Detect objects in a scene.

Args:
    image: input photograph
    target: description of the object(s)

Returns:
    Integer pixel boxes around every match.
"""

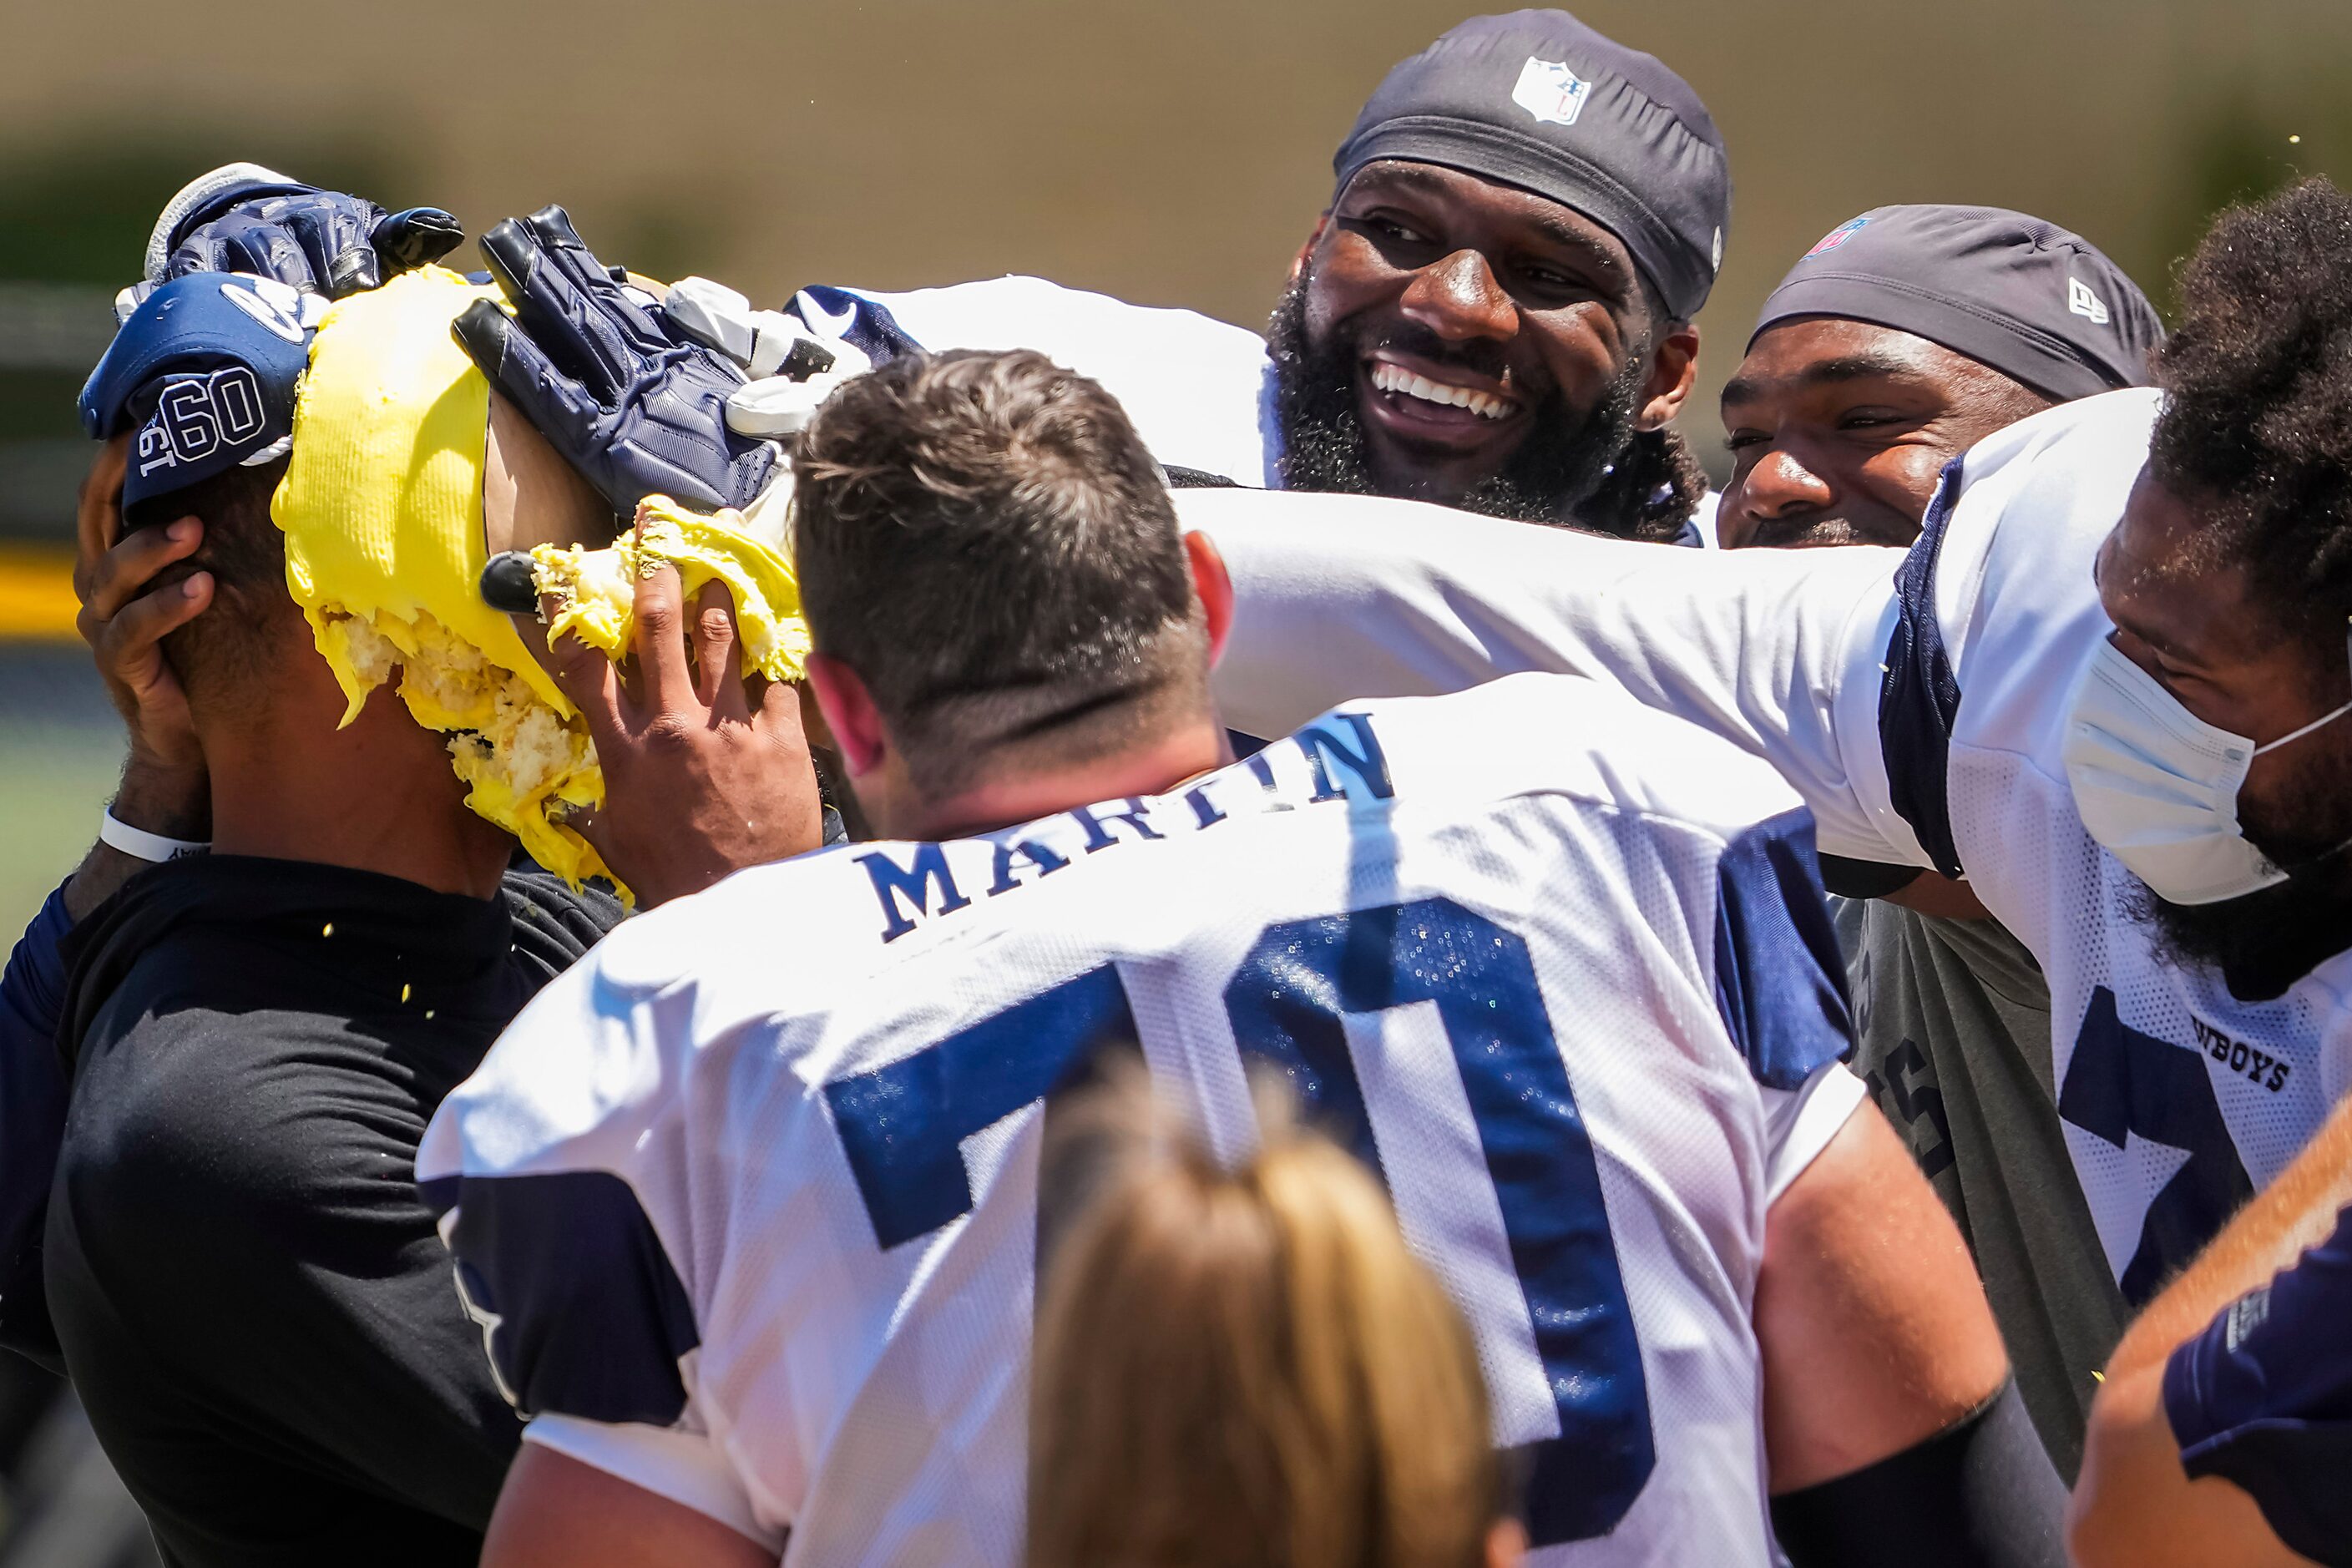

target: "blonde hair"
[1027,1060,1502,1568]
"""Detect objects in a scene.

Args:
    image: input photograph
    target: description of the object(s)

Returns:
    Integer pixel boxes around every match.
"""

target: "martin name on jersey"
[1199,385,2352,1311]
[417,675,1864,1565]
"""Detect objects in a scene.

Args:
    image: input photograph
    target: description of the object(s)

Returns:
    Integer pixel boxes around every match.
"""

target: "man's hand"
[663,276,872,438]
[74,438,210,790]
[122,163,462,316]
[452,206,779,521]
[527,543,821,905]
[64,438,212,918]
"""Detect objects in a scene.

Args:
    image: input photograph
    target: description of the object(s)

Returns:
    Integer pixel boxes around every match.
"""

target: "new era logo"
[1511,57,1591,127]
[2069,276,2111,325]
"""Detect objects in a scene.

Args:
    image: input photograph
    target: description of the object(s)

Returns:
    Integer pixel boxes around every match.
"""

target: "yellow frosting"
[531,497,812,685]
[271,267,808,898]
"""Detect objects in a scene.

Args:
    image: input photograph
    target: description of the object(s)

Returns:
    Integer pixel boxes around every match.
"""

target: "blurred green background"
[5,0,2352,942]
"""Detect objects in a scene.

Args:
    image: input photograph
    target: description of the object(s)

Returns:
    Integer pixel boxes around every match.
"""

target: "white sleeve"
[1191,486,1925,866]
[524,1412,780,1555]
[1758,1061,1869,1205]
[792,276,1276,487]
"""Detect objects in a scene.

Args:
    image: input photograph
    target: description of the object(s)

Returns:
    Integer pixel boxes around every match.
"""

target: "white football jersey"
[781,277,1725,546]
[1199,386,2352,1308]
[420,676,1863,1565]
[785,276,1278,487]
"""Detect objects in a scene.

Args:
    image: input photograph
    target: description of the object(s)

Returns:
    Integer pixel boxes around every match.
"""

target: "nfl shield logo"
[1511,57,1591,127]
[1804,219,1869,258]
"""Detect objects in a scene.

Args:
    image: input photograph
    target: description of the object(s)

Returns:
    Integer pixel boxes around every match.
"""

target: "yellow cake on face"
[272,266,807,898]
[529,497,812,683]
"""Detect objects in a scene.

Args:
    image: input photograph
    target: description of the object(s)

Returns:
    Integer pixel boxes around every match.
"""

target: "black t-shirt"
[43,856,623,1568]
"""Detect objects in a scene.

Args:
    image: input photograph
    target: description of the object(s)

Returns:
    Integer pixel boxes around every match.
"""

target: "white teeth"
[1369,361,1509,420]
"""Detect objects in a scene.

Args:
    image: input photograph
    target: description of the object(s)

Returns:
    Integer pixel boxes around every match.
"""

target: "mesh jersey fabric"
[1194,386,2352,1306]
[1831,897,2124,1479]
[419,675,1863,1567]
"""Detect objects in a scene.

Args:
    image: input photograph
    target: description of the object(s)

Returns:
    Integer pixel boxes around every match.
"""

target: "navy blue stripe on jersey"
[791,286,924,367]
[2165,1203,2352,1565]
[1711,807,1853,1090]
[826,966,1138,1249]
[1877,455,1967,878]
[2058,988,2254,1307]
[443,1169,699,1425]
[1227,897,1655,1545]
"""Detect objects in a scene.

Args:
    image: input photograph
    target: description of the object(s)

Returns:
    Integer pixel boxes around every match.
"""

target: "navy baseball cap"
[79,271,325,513]
[1333,9,1731,321]
[1750,205,2162,402]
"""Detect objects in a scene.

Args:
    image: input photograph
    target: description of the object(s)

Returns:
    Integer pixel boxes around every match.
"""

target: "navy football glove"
[132,163,462,312]
[451,205,780,520]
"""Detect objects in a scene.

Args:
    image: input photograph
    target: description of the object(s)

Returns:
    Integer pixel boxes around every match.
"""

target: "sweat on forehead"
[1333,8,1730,321]
[1751,204,2163,403]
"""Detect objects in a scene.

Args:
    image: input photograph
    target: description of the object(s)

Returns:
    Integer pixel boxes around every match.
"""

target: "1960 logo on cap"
[1512,57,1591,128]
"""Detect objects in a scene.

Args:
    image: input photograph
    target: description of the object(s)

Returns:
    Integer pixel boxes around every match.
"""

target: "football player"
[1715,204,2164,1479]
[422,346,2057,1567]
[1199,179,2352,1329]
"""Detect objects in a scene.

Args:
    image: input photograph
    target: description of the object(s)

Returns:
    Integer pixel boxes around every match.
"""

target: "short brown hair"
[791,349,1204,791]
[1027,1061,1503,1568]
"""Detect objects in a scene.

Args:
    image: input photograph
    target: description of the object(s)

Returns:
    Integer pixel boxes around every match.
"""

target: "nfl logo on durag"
[1512,57,1591,127]
[1805,219,1869,259]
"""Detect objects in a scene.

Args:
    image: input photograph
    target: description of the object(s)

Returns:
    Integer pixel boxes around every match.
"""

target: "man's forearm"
[1191,486,1916,864]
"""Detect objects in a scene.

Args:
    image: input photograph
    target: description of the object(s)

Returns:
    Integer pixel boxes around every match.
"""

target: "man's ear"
[1185,530,1234,666]
[803,652,888,778]
[1289,214,1332,284]
[1636,321,1702,433]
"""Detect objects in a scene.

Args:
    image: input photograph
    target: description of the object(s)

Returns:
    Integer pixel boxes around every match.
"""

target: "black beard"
[1265,273,1643,531]
[2126,734,2352,999]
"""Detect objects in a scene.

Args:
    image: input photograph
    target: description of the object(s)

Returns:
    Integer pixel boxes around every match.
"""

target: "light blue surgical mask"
[2063,626,2352,906]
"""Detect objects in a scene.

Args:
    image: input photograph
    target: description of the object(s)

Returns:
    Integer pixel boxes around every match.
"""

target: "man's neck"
[202,677,512,901]
[898,718,1233,842]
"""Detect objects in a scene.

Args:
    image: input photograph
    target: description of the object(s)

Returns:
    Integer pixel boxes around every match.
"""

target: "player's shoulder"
[1957,384,2161,481]
[1940,386,2159,571]
[425,846,886,1178]
[1349,675,1807,842]
[1927,388,2158,746]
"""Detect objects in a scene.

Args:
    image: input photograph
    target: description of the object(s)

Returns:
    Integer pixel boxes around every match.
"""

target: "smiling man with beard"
[1258,8,1725,539]
[483,10,1729,542]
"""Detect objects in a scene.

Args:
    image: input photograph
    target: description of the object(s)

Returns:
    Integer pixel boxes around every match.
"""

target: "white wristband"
[99,808,209,863]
